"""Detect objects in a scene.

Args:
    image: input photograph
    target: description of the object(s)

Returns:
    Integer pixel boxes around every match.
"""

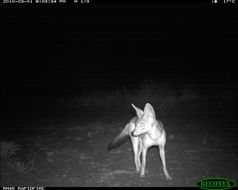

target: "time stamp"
[3,0,90,3]
[2,0,235,3]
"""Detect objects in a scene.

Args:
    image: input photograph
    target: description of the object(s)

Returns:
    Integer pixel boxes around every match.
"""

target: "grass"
[5,78,236,130]
[1,140,21,158]
[58,79,203,114]
[6,78,235,118]
[1,140,37,174]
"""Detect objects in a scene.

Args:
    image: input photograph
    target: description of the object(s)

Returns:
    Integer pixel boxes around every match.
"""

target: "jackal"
[108,103,172,179]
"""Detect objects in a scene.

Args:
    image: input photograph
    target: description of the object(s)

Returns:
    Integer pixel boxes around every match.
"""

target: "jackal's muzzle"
[131,130,145,137]
[131,131,137,137]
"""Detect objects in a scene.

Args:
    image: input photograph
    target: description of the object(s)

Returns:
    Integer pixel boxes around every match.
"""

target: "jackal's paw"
[166,175,172,180]
[136,167,141,173]
[140,173,145,178]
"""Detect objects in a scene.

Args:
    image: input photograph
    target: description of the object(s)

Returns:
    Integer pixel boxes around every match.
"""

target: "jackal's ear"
[131,104,144,118]
[144,103,156,121]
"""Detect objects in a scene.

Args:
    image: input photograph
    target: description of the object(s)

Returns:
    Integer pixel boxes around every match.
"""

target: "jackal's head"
[131,103,156,137]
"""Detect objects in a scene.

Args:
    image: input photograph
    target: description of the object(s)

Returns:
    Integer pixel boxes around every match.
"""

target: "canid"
[108,103,172,179]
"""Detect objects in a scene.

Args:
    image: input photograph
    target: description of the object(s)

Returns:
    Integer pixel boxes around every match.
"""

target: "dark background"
[2,2,237,102]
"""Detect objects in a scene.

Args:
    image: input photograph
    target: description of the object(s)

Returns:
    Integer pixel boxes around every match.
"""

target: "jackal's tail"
[108,124,130,151]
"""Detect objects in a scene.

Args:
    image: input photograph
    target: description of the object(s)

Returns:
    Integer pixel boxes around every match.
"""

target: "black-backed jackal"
[108,103,172,179]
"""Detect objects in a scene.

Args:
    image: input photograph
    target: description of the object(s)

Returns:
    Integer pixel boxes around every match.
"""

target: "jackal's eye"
[138,122,145,128]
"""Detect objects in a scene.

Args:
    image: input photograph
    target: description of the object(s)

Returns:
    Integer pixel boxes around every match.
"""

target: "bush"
[1,140,21,158]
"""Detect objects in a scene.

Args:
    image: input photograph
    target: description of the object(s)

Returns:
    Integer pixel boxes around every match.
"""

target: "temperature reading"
[224,0,235,3]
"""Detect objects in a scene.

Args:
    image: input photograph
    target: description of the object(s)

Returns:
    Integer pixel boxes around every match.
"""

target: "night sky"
[2,3,237,98]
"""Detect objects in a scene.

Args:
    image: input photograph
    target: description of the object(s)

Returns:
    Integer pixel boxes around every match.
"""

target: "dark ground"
[1,101,237,187]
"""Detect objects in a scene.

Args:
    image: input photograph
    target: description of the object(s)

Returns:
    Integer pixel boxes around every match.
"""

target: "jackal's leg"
[131,137,140,172]
[159,145,172,180]
[137,139,142,171]
[140,147,147,177]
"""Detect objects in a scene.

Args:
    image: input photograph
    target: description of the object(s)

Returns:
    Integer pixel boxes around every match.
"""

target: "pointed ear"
[143,103,156,121]
[131,104,144,118]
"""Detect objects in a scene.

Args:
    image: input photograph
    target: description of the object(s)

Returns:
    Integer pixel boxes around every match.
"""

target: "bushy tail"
[108,124,130,151]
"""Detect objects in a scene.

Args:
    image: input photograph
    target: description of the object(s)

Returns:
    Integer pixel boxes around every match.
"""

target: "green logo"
[197,178,235,190]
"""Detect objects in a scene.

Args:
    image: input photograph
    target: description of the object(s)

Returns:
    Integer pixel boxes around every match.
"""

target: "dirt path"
[1,110,237,186]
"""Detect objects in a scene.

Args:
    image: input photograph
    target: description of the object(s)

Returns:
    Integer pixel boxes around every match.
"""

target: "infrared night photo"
[1,0,237,187]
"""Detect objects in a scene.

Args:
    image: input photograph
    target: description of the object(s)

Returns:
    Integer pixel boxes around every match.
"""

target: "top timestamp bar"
[2,0,236,4]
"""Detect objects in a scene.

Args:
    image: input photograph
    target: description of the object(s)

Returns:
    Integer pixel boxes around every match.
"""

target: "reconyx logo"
[197,178,235,190]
